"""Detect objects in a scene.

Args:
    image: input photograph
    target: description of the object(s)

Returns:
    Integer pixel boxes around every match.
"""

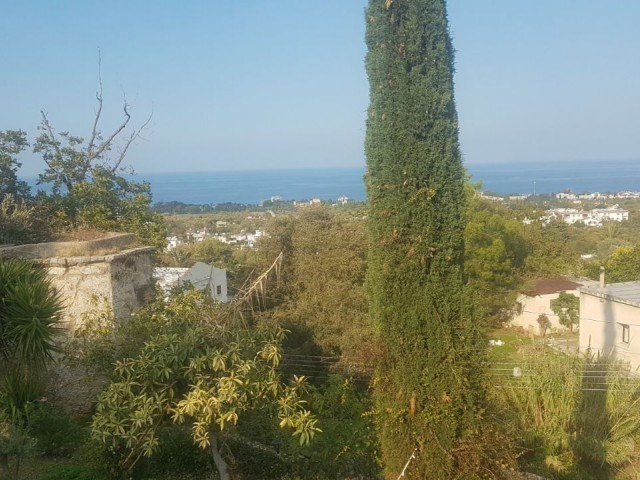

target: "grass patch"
[487,327,531,363]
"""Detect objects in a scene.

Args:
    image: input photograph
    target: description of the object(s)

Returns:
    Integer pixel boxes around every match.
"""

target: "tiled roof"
[524,277,583,296]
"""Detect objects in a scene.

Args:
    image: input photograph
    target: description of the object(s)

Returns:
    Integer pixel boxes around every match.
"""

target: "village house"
[579,274,640,371]
[510,277,591,335]
[545,205,629,227]
[155,262,229,303]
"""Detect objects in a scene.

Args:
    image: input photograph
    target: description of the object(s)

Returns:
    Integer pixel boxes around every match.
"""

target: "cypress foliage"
[364,0,487,477]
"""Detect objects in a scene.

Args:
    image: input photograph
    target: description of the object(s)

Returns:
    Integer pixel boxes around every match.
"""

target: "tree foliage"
[465,189,527,326]
[602,244,640,283]
[0,131,30,201]
[364,1,488,477]
[32,77,166,249]
[522,220,581,277]
[537,314,551,337]
[88,290,319,479]
[257,208,374,368]
[550,292,579,332]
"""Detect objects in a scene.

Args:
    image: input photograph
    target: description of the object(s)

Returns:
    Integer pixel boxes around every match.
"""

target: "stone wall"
[0,233,155,413]
[0,233,155,332]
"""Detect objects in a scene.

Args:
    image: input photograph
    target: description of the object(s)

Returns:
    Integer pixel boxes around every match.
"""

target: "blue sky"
[1,1,639,175]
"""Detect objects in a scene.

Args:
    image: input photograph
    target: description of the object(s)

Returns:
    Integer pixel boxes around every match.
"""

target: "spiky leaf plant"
[0,258,64,415]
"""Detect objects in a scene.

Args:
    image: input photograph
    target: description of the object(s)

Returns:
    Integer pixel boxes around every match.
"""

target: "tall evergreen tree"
[364,1,486,477]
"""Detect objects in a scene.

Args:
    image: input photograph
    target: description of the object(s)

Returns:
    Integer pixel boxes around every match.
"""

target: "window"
[216,285,222,295]
[622,324,630,344]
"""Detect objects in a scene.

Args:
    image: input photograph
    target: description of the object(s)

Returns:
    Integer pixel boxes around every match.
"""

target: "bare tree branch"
[111,106,153,173]
[87,51,103,159]
[88,103,131,164]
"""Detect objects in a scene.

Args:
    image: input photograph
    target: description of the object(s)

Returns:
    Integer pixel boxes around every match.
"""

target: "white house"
[591,205,629,222]
[154,263,229,303]
[579,278,640,371]
[177,262,229,303]
[545,206,629,227]
[511,277,587,335]
[165,235,180,251]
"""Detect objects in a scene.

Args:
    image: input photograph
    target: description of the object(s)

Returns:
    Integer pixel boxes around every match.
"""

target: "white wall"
[511,290,579,335]
[209,267,228,302]
[580,293,640,371]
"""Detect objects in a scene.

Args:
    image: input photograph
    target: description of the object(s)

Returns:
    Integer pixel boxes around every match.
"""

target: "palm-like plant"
[0,258,64,415]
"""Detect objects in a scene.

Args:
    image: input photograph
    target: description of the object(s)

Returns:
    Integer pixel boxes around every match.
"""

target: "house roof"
[153,267,189,292]
[581,281,640,308]
[524,277,583,296]
[178,262,226,291]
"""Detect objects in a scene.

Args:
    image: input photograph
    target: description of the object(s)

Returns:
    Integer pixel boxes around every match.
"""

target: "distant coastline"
[25,160,640,205]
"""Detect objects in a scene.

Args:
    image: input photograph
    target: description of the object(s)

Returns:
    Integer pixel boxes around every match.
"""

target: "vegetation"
[364,1,489,477]
[257,208,374,367]
[32,100,166,249]
[7,9,640,480]
[465,188,528,326]
[0,194,51,246]
[0,130,31,201]
[0,258,64,478]
[0,70,167,250]
[495,349,640,479]
[550,292,580,332]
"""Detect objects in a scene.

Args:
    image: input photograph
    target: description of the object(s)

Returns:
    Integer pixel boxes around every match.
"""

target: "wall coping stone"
[0,232,147,260]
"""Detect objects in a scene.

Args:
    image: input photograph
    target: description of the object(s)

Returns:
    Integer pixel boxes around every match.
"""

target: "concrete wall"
[580,293,640,370]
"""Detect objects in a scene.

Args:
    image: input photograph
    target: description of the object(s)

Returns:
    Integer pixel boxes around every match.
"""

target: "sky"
[1,1,639,175]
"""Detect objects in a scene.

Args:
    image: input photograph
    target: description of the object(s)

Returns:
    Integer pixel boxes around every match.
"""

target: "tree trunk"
[209,434,230,480]
[0,454,11,480]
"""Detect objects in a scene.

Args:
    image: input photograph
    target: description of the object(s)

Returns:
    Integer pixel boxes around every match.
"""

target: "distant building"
[511,277,595,335]
[294,198,322,208]
[580,277,640,371]
[166,235,180,250]
[177,262,229,303]
[479,192,504,202]
[154,262,229,303]
[545,205,628,227]
[592,205,629,222]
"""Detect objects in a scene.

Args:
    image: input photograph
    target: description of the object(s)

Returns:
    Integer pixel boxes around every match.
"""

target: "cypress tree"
[364,0,486,477]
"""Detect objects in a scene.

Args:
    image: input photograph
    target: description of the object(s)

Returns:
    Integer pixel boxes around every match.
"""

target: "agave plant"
[0,257,64,415]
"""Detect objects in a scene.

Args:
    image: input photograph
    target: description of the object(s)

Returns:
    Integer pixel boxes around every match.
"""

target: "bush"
[0,194,51,245]
[146,426,212,475]
[495,349,640,478]
[39,464,104,480]
[28,406,88,457]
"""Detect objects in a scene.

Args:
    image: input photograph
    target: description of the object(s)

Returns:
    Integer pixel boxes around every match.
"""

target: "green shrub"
[39,464,104,480]
[0,194,50,245]
[28,406,88,457]
[146,426,212,475]
[495,349,640,477]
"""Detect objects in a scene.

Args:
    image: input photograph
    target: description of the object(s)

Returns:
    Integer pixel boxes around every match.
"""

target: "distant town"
[480,190,640,228]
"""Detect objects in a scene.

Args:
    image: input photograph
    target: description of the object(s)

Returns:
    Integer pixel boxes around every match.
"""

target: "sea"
[28,160,640,205]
